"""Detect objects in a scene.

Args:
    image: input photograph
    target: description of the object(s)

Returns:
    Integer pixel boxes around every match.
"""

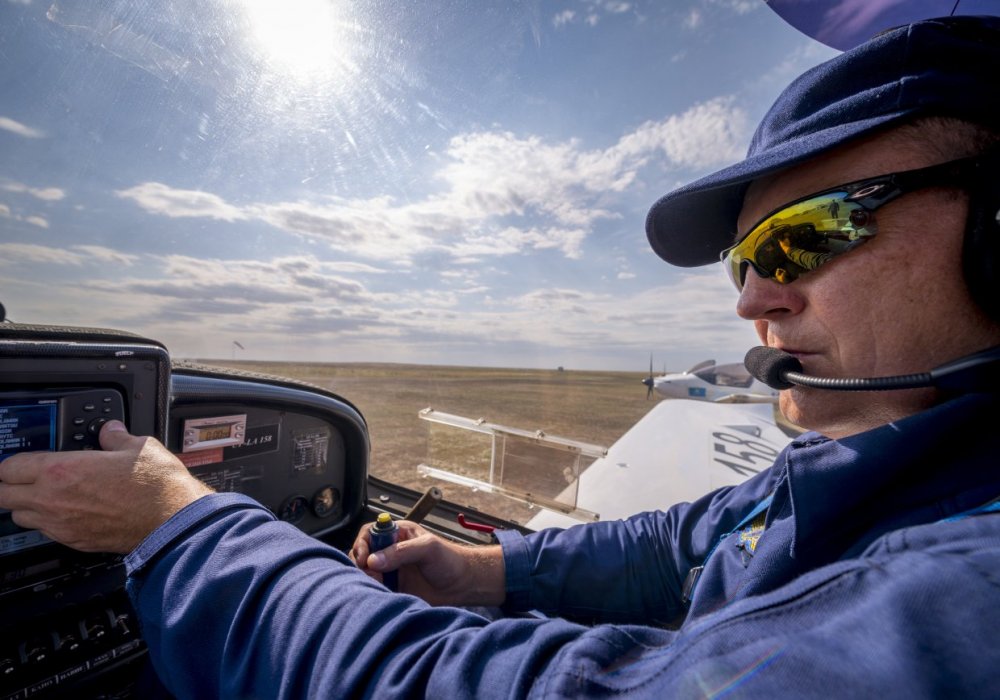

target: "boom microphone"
[745,345,1000,393]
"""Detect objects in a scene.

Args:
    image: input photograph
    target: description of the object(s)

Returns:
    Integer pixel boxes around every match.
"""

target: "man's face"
[735,128,1000,438]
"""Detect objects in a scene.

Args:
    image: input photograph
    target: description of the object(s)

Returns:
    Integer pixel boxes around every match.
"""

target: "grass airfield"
[197,360,664,524]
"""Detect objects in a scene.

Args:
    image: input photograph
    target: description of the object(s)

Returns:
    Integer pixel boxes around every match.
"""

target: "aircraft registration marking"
[712,430,780,477]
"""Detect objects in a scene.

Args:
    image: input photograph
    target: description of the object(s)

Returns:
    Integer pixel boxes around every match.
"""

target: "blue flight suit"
[126,393,1000,698]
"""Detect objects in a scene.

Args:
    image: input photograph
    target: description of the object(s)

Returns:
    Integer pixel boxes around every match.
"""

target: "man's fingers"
[367,536,426,572]
[98,420,135,451]
[0,454,40,485]
[0,482,34,510]
[356,521,429,571]
[352,540,370,566]
[6,505,42,531]
[9,510,39,529]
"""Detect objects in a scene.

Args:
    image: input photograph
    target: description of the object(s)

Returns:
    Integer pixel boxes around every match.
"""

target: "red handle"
[457,513,496,533]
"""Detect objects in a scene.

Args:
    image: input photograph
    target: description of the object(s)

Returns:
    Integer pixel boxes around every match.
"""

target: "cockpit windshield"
[693,364,754,388]
[0,1,833,523]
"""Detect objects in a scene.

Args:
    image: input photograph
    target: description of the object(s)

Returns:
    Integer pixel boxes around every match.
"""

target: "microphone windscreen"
[744,346,801,390]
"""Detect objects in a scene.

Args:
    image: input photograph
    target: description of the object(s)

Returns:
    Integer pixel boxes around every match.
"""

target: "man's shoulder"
[867,508,1000,560]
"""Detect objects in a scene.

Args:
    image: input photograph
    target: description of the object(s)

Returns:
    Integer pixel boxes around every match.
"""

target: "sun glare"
[242,0,354,82]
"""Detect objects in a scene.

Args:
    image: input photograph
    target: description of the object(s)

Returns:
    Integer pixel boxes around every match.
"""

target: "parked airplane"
[643,358,780,403]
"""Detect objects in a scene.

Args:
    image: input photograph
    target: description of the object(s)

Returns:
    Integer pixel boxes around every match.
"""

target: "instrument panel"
[0,326,369,699]
[168,367,369,539]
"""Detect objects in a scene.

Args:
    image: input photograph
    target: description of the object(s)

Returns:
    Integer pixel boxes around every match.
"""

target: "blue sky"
[0,0,838,371]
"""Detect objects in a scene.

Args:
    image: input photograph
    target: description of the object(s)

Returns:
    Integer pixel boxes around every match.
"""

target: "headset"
[745,345,1000,394]
[963,146,1000,322]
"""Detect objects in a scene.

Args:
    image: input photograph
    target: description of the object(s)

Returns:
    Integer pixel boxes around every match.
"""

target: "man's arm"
[126,494,594,698]
[348,471,776,624]
[490,474,777,625]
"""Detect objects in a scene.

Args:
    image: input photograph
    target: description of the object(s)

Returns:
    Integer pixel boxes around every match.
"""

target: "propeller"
[642,354,655,399]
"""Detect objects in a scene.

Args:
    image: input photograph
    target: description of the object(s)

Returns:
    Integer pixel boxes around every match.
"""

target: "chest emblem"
[737,511,768,555]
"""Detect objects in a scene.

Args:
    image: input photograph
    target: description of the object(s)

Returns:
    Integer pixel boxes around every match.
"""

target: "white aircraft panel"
[524,400,793,531]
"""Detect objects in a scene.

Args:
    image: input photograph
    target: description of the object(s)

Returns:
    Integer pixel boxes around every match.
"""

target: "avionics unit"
[0,324,170,699]
[0,326,169,556]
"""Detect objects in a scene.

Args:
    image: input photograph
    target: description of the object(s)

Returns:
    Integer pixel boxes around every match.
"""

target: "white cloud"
[514,288,589,310]
[0,243,85,265]
[0,116,44,138]
[0,201,61,229]
[390,270,757,364]
[2,182,66,201]
[615,97,748,170]
[705,0,758,15]
[250,197,437,261]
[72,245,140,266]
[553,9,575,27]
[452,226,587,261]
[553,1,632,29]
[7,237,756,369]
[115,182,247,221]
[325,261,389,274]
[116,98,747,264]
[438,130,623,224]
[456,285,490,295]
[74,255,380,330]
[683,8,702,29]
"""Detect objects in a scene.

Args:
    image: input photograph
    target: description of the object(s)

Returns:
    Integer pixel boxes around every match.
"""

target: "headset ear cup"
[962,178,1000,322]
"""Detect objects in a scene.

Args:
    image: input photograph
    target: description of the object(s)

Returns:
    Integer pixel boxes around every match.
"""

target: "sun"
[241,0,356,82]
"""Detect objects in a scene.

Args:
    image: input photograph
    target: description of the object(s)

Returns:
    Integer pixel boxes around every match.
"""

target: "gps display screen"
[0,400,57,462]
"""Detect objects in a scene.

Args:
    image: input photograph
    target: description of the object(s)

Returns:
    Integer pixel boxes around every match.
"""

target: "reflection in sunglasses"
[724,193,877,290]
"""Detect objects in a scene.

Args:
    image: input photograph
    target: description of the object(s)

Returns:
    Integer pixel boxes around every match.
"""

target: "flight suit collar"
[777,393,1000,565]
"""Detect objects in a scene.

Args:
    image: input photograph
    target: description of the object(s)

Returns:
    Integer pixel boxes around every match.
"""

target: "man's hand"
[350,520,506,607]
[0,421,214,554]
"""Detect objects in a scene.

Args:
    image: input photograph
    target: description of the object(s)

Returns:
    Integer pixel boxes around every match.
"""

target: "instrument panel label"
[224,423,280,459]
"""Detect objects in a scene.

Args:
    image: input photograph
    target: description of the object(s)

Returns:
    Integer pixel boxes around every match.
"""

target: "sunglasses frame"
[722,152,991,291]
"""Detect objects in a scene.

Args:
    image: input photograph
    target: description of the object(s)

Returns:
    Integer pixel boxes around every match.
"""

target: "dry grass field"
[197,360,664,524]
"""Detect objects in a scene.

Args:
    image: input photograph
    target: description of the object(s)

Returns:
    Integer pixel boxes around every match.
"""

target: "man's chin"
[778,390,810,430]
[778,385,941,438]
[778,386,866,438]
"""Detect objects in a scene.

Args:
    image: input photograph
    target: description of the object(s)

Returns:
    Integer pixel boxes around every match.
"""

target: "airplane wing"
[713,393,778,404]
[525,400,794,530]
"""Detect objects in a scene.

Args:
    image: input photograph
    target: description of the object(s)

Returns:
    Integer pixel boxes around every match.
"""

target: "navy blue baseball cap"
[645,15,1000,268]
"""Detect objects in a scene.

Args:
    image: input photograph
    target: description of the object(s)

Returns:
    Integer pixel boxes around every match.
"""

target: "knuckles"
[40,455,87,487]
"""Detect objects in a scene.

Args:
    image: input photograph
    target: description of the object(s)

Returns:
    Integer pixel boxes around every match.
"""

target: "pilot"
[774,226,831,272]
[2,14,1000,698]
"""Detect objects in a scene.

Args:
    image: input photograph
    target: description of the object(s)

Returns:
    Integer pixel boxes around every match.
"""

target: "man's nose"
[735,267,805,320]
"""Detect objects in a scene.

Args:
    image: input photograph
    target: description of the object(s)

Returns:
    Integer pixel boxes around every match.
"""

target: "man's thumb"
[368,538,414,572]
[98,420,135,451]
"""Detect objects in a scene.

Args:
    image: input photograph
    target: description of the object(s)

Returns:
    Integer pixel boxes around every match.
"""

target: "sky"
[0,0,841,371]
